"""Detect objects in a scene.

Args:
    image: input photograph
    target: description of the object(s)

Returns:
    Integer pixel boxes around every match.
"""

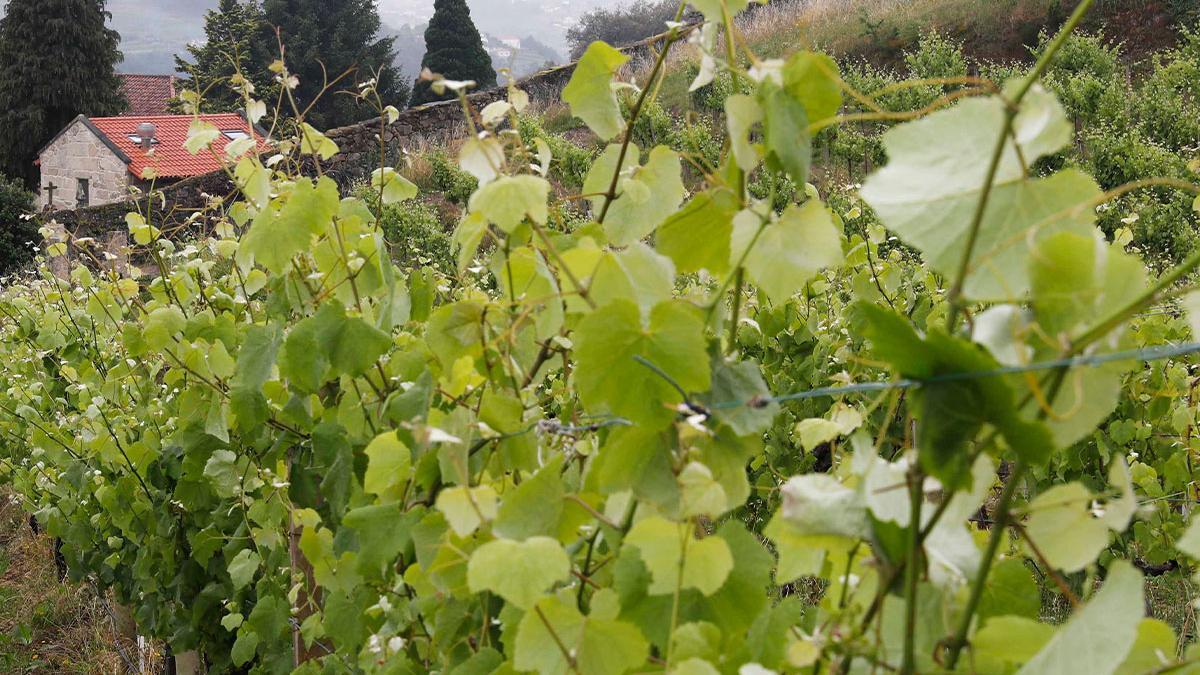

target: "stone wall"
[38,119,131,211]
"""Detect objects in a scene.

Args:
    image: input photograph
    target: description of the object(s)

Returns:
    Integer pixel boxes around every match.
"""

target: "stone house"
[36,113,271,211]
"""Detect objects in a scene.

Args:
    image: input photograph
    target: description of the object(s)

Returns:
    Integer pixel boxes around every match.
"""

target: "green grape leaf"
[343,503,417,578]
[698,356,779,436]
[1020,232,1147,447]
[279,301,392,392]
[227,548,260,591]
[514,595,650,675]
[854,302,1055,487]
[1015,562,1142,675]
[972,616,1055,673]
[371,167,418,204]
[759,81,812,184]
[562,42,629,141]
[453,211,488,273]
[782,51,843,125]
[977,558,1041,625]
[467,536,570,609]
[689,0,750,23]
[795,418,842,452]
[239,176,340,274]
[468,175,550,233]
[624,517,733,596]
[494,456,566,540]
[588,242,676,316]
[725,94,763,171]
[656,188,740,274]
[678,462,729,518]
[672,659,720,675]
[1024,482,1109,572]
[144,306,186,351]
[436,485,498,537]
[859,87,1096,301]
[731,200,844,305]
[1115,620,1177,675]
[300,122,339,159]
[584,145,685,245]
[575,299,710,427]
[363,431,412,500]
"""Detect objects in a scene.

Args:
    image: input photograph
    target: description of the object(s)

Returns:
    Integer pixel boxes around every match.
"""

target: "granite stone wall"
[37,119,130,211]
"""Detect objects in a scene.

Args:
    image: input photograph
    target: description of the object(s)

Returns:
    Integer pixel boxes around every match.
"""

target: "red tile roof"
[89,114,272,179]
[119,75,177,116]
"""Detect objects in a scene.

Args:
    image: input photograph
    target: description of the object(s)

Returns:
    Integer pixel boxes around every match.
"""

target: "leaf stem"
[901,465,923,675]
[726,269,745,355]
[943,459,1026,668]
[596,3,689,225]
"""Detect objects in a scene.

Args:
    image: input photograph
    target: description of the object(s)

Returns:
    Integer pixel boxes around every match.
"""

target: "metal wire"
[690,341,1200,410]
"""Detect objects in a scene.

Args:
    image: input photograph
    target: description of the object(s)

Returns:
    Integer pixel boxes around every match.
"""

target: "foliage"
[0,175,37,277]
[259,0,405,129]
[0,0,125,187]
[6,3,1200,675]
[378,199,455,273]
[565,0,679,60]
[409,0,495,107]
[426,151,479,206]
[173,0,276,114]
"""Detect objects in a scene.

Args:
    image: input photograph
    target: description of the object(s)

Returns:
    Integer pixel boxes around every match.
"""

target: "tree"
[0,0,125,188]
[566,0,677,60]
[174,0,274,113]
[260,0,406,130]
[0,174,36,275]
[410,0,496,107]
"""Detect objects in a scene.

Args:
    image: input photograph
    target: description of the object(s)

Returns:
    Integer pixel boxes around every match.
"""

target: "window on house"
[222,130,250,141]
[76,178,89,208]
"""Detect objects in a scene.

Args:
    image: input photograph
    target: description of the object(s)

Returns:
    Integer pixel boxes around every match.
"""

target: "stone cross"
[42,182,57,210]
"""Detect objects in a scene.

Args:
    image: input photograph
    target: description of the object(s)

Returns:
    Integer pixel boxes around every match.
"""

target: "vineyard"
[6,0,1200,672]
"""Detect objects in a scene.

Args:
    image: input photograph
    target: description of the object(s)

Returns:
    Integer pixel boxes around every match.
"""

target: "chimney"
[137,122,156,150]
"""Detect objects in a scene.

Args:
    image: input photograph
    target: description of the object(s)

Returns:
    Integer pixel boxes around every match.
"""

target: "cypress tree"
[410,0,496,107]
[260,0,406,130]
[0,0,125,187]
[174,0,274,113]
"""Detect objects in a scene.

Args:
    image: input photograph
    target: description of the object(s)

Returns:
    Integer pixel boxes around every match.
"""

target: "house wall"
[37,120,130,210]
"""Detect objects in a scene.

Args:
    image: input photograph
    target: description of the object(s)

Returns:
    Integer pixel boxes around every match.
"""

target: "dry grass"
[0,497,147,674]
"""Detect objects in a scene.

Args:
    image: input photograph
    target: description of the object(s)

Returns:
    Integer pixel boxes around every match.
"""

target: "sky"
[106,0,611,74]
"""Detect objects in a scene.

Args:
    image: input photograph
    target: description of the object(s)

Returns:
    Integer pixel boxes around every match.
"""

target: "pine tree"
[410,0,496,107]
[174,0,274,113]
[0,0,125,187]
[260,0,406,130]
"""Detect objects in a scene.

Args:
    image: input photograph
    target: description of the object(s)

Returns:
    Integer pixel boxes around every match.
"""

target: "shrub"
[0,174,36,276]
[379,200,455,273]
[427,151,479,206]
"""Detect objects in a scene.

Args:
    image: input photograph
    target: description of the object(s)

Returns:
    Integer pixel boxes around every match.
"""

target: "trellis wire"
[482,341,1200,442]
[693,340,1200,410]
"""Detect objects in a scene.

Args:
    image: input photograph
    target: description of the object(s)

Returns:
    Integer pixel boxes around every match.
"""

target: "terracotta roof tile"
[90,114,272,179]
[119,74,177,116]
